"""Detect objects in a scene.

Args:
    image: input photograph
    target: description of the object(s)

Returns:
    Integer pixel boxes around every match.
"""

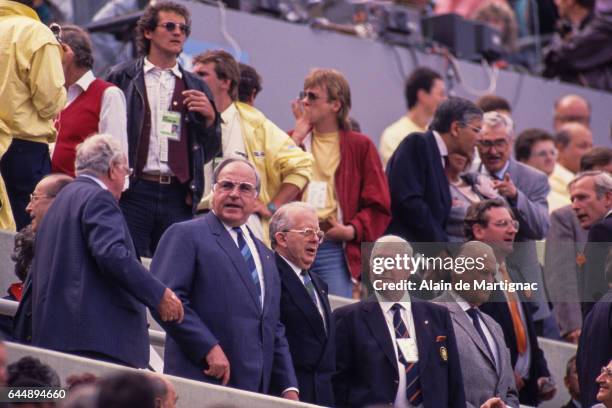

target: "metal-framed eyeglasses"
[283,228,325,243]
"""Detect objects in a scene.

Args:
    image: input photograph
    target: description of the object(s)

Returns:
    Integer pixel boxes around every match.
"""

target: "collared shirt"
[432,130,448,169]
[548,163,574,212]
[278,254,326,326]
[220,220,265,304]
[451,291,499,370]
[142,57,182,175]
[377,295,422,408]
[80,174,108,190]
[65,70,129,158]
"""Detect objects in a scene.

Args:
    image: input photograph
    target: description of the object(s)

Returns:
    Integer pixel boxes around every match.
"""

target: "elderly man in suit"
[333,235,466,408]
[435,241,519,408]
[269,201,335,405]
[30,134,184,367]
[151,157,299,399]
[386,97,483,246]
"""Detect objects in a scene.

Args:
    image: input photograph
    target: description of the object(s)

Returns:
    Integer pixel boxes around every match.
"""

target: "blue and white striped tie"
[233,227,262,308]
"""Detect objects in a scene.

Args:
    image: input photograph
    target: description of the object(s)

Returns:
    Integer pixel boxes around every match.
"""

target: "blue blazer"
[151,212,297,393]
[333,296,466,408]
[274,254,335,406]
[31,177,166,367]
[386,130,452,245]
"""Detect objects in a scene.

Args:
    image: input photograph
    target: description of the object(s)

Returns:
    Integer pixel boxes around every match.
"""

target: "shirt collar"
[221,102,238,124]
[491,160,510,180]
[143,57,182,78]
[79,174,107,190]
[554,162,575,180]
[376,292,412,314]
[450,290,472,312]
[278,254,303,277]
[432,130,448,158]
[72,70,96,92]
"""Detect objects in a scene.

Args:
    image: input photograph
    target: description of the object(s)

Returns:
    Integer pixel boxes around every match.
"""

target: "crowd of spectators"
[0,0,611,408]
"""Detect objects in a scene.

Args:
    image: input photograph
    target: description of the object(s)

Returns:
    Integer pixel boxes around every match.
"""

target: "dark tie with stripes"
[391,303,423,406]
[300,270,318,306]
[233,227,262,307]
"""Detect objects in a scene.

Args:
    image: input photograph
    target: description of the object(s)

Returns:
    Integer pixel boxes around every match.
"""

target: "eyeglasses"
[601,366,612,378]
[532,148,558,159]
[462,123,483,134]
[157,22,191,35]
[49,23,62,43]
[214,179,257,196]
[300,91,324,102]
[29,193,51,203]
[478,139,509,150]
[283,228,325,242]
[123,167,134,177]
[490,219,519,231]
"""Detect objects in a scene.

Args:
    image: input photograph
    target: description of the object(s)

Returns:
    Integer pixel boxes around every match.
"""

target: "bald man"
[553,94,591,132]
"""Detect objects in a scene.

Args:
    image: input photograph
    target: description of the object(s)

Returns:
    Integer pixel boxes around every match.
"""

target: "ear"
[331,99,341,114]
[450,120,461,138]
[472,224,485,241]
[144,29,154,41]
[274,231,287,248]
[220,78,232,94]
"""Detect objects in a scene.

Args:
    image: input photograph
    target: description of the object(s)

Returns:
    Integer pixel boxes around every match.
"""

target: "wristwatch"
[267,202,278,214]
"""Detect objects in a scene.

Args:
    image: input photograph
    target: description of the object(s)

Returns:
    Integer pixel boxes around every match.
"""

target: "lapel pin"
[173,101,178,106]
[440,346,448,361]
[424,320,429,325]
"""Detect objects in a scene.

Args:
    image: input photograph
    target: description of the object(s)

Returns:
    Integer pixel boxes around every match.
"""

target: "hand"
[564,329,581,344]
[324,219,355,242]
[290,98,312,145]
[492,174,517,200]
[204,344,231,385]
[183,90,215,127]
[282,390,299,401]
[253,200,273,219]
[157,288,184,323]
[514,371,525,391]
[537,376,556,401]
[480,397,506,408]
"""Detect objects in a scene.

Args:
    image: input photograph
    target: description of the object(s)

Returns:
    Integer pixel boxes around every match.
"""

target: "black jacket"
[105,58,221,212]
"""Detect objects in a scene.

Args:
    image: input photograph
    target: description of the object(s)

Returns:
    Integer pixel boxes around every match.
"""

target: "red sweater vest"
[52,78,114,177]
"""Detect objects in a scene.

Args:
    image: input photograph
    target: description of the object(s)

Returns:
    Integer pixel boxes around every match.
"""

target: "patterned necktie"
[391,303,423,406]
[300,270,318,306]
[499,263,527,354]
[466,308,496,367]
[233,227,262,307]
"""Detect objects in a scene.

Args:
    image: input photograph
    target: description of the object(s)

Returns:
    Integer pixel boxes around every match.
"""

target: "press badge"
[398,338,419,362]
[306,181,327,209]
[159,111,181,141]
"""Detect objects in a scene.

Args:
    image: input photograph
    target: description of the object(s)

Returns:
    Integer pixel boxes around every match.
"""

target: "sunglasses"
[299,91,324,102]
[157,22,191,35]
[214,179,257,196]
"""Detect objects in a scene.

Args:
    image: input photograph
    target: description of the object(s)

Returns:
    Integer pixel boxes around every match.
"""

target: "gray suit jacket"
[544,204,587,336]
[435,292,519,408]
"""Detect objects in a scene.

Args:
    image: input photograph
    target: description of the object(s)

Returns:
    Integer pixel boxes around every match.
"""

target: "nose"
[25,201,33,214]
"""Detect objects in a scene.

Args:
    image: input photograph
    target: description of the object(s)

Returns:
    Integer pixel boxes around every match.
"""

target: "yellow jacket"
[0,0,66,143]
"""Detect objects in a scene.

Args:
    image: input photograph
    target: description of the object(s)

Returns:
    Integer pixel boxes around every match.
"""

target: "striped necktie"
[300,270,318,306]
[391,303,423,406]
[233,227,262,307]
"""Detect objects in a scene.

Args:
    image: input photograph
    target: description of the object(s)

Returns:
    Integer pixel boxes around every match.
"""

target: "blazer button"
[394,380,399,384]
[193,145,200,151]
[190,184,196,190]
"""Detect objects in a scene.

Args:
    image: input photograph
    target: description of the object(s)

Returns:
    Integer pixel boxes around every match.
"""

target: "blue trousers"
[310,240,352,298]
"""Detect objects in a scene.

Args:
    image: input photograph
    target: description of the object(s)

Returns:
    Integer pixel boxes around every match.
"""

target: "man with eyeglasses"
[466,199,556,407]
[593,361,612,408]
[30,133,184,368]
[269,202,335,406]
[0,0,67,231]
[105,1,221,258]
[151,157,299,399]
[191,49,313,245]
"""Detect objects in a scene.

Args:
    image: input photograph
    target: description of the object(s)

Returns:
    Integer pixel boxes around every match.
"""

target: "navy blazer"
[333,296,466,408]
[151,213,297,393]
[274,254,335,406]
[31,177,166,367]
[577,290,612,408]
[480,288,551,407]
[386,130,452,245]
[581,214,612,317]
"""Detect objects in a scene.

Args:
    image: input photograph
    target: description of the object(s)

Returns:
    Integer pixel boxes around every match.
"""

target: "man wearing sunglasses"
[269,202,335,406]
[0,0,67,231]
[105,1,221,257]
[152,157,299,399]
[192,49,313,246]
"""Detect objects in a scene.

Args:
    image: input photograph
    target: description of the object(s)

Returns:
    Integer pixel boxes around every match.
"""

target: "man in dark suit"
[269,201,335,405]
[386,97,483,245]
[151,157,299,399]
[30,134,184,368]
[435,241,519,408]
[465,199,556,406]
[569,170,612,317]
[561,356,582,408]
[334,235,466,408]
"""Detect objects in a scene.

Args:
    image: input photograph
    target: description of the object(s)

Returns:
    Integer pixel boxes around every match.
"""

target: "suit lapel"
[208,214,261,312]
[427,132,451,210]
[363,299,398,371]
[310,272,333,337]
[253,235,274,313]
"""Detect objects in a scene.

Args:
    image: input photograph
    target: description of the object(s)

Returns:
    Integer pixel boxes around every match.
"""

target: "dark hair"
[430,97,483,133]
[61,25,94,69]
[238,63,262,103]
[580,147,612,171]
[576,0,595,9]
[464,199,513,240]
[193,50,240,100]
[475,94,512,114]
[7,356,61,388]
[404,67,442,110]
[135,1,191,56]
[97,372,156,408]
[11,225,35,282]
[14,0,34,7]
[514,128,554,162]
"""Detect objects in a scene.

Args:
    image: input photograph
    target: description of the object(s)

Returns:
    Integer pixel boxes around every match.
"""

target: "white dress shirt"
[142,57,182,175]
[377,295,422,408]
[432,130,448,168]
[65,70,128,158]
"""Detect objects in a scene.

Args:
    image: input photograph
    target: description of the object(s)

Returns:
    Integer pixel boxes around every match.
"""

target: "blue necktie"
[233,227,262,307]
[391,303,423,406]
[300,270,318,306]
[466,308,495,366]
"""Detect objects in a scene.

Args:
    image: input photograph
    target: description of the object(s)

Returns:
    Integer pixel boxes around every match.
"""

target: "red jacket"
[292,129,391,280]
